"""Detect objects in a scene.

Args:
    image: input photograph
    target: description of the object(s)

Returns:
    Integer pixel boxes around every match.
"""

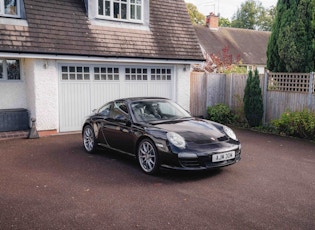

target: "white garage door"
[59,64,175,132]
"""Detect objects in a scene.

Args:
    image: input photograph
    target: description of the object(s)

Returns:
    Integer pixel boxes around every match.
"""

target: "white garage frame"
[58,63,175,132]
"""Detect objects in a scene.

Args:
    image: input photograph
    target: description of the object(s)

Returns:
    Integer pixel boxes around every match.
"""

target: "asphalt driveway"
[0,128,314,230]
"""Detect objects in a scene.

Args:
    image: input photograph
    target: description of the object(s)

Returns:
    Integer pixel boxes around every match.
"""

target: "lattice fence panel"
[268,73,311,93]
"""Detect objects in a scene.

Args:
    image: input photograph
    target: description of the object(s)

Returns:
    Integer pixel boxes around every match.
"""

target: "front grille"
[179,159,201,168]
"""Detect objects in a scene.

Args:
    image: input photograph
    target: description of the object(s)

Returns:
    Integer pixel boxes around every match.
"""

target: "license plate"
[212,151,235,162]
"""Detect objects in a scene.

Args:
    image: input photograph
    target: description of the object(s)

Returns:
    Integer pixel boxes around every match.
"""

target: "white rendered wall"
[25,59,59,131]
[24,59,36,119]
[175,64,191,112]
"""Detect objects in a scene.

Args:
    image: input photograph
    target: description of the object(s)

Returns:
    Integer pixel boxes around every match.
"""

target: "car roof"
[116,97,170,103]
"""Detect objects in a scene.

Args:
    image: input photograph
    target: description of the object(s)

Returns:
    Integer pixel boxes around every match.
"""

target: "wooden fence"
[190,71,315,123]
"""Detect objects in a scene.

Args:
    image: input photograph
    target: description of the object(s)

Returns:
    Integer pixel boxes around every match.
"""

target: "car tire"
[137,138,160,175]
[83,125,97,153]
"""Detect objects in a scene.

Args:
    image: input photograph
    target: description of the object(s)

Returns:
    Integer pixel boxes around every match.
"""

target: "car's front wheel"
[137,139,160,175]
[83,125,97,153]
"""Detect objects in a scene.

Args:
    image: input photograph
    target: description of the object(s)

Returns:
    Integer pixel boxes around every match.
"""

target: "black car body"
[82,97,241,174]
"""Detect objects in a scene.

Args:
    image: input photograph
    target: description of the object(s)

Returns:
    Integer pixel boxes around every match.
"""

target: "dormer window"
[0,0,21,18]
[98,0,143,22]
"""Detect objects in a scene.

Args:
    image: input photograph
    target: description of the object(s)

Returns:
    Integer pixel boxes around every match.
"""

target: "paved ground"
[0,128,315,230]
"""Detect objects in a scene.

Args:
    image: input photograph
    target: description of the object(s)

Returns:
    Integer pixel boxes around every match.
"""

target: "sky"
[184,0,278,20]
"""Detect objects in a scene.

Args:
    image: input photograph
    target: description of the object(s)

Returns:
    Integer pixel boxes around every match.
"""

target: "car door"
[91,103,112,146]
[101,101,135,154]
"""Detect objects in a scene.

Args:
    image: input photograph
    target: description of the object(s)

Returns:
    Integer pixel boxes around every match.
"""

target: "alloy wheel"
[138,139,159,174]
[83,125,96,153]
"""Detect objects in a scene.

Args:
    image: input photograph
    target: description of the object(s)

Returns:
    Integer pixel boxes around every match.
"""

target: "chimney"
[206,12,219,30]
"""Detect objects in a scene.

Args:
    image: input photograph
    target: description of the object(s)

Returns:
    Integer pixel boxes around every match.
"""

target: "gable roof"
[194,25,271,65]
[0,0,204,61]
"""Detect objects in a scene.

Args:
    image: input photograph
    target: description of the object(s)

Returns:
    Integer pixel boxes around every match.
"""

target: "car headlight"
[166,132,186,149]
[223,126,237,141]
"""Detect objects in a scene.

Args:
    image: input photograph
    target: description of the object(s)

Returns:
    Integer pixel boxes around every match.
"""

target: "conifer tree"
[267,0,315,72]
[243,69,264,127]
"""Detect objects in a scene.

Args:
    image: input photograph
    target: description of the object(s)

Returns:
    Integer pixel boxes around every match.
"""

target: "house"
[0,0,204,135]
[194,13,271,73]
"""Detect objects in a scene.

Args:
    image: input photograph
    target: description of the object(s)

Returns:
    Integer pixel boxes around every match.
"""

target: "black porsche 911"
[82,97,241,175]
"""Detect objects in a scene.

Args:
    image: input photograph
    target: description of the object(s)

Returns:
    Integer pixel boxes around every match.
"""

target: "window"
[98,0,143,22]
[61,65,90,80]
[94,67,119,80]
[125,68,147,81]
[100,101,129,120]
[130,0,141,20]
[0,0,20,18]
[0,59,20,80]
[151,68,172,81]
[99,103,112,117]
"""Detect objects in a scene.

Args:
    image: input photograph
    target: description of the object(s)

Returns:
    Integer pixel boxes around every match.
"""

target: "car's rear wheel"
[83,125,97,153]
[137,139,160,175]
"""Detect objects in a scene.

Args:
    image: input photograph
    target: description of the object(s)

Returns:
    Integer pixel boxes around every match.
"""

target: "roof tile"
[0,0,203,61]
[194,25,270,65]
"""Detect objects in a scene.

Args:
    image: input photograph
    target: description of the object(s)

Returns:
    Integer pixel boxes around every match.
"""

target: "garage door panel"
[59,83,90,132]
[148,82,172,99]
[123,83,148,98]
[91,83,120,110]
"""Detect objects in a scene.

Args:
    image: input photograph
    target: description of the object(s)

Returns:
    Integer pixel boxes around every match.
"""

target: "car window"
[109,101,129,120]
[131,100,191,123]
[158,102,178,116]
[98,103,112,117]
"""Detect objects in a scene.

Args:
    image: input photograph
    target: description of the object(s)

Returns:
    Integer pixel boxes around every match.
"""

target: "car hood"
[152,118,227,144]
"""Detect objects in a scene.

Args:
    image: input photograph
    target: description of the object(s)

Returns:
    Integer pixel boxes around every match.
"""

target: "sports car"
[82,97,241,175]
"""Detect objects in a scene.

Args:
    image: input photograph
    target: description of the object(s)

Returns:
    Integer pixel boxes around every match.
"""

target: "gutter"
[0,51,205,65]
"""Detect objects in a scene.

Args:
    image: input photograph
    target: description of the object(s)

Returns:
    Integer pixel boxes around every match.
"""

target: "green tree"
[257,6,276,31]
[219,17,231,27]
[186,3,205,25]
[243,69,264,127]
[231,0,275,31]
[267,0,315,72]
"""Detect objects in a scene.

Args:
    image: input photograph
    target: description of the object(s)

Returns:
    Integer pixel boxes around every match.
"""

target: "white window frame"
[60,64,174,83]
[94,66,120,81]
[0,0,21,18]
[97,0,143,23]
[151,68,172,81]
[0,59,21,81]
[61,65,91,81]
[125,67,148,81]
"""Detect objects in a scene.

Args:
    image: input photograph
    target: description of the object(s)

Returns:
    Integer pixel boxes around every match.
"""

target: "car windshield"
[131,100,191,123]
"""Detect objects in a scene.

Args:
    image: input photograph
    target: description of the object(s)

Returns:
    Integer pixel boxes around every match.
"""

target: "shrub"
[272,109,315,140]
[207,104,235,124]
[243,69,264,127]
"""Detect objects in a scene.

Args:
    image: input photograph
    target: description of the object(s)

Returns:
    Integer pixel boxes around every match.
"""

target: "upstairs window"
[98,0,143,22]
[0,0,21,18]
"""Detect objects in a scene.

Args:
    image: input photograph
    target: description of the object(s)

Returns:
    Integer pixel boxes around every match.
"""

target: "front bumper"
[160,147,241,171]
